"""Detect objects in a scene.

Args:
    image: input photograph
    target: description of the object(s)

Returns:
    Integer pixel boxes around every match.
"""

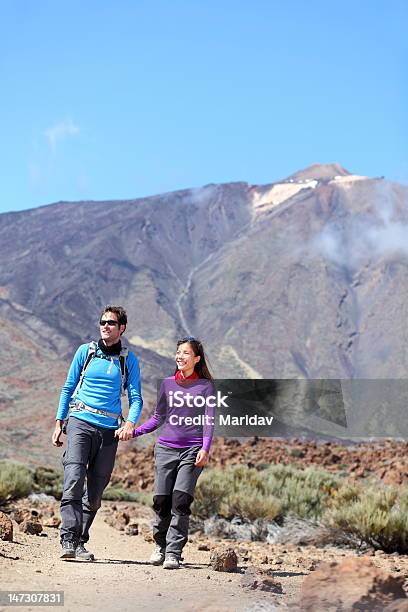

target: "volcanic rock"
[0,511,13,541]
[20,519,43,535]
[210,548,238,572]
[241,567,283,593]
[299,556,406,611]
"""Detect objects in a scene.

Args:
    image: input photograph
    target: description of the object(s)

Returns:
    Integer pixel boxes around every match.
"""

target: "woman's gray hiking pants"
[152,443,203,558]
[60,416,118,544]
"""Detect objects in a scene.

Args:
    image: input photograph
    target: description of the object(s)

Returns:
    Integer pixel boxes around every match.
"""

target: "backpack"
[72,341,129,400]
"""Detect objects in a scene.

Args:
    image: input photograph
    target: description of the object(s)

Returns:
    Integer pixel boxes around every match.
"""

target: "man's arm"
[52,344,88,447]
[52,420,65,447]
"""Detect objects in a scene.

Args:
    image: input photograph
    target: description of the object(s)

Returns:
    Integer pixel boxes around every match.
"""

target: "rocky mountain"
[1,163,408,464]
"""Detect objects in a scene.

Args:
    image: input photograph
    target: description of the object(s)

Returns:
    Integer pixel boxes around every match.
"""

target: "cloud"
[310,183,408,269]
[188,184,219,206]
[44,118,80,152]
[27,118,87,196]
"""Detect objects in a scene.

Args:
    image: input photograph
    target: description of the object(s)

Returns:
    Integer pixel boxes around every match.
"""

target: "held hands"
[195,449,209,467]
[52,422,64,447]
[114,421,135,441]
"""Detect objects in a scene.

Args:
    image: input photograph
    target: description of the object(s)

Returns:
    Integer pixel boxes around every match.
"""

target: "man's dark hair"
[100,305,127,329]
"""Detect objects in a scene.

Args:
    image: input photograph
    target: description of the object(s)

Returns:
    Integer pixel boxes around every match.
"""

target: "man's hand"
[52,421,64,447]
[115,421,135,441]
[195,449,209,467]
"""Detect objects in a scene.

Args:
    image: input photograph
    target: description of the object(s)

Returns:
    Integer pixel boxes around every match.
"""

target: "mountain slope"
[1,164,408,463]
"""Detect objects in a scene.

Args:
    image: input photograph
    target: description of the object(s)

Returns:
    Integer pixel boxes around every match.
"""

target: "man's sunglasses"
[99,319,119,327]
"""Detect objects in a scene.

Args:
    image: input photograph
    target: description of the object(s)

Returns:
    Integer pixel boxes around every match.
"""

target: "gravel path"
[0,514,282,612]
[2,507,408,612]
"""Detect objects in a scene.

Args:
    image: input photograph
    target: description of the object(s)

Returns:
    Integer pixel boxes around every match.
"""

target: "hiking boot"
[60,540,76,559]
[163,553,180,569]
[150,546,165,565]
[149,546,164,565]
[75,543,95,561]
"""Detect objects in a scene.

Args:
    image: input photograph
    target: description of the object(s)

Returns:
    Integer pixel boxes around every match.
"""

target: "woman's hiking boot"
[149,546,165,565]
[60,540,76,559]
[163,553,180,569]
[75,543,95,561]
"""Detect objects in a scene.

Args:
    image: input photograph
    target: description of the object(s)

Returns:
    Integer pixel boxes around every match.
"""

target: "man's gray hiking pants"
[60,416,118,544]
[152,443,203,558]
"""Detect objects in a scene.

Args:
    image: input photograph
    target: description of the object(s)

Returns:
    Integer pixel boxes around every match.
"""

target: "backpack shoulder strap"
[72,341,98,398]
[119,347,128,396]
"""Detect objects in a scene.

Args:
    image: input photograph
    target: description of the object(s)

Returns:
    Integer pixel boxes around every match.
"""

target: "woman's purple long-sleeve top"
[133,376,215,452]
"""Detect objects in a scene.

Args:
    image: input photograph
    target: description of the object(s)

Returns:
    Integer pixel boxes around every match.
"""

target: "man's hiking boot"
[163,553,180,569]
[75,543,95,561]
[150,546,165,565]
[60,540,76,559]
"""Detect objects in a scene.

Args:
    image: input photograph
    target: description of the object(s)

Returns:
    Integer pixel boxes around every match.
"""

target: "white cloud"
[27,119,86,194]
[310,184,408,268]
[44,118,80,152]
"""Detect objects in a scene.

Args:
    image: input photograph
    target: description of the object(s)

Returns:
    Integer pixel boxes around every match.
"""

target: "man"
[52,305,142,560]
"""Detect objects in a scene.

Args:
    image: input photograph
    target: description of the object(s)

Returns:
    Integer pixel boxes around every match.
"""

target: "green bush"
[192,469,230,519]
[324,484,408,553]
[193,464,343,521]
[224,489,281,521]
[264,464,342,519]
[192,465,281,521]
[32,466,63,499]
[0,460,33,503]
[102,486,152,505]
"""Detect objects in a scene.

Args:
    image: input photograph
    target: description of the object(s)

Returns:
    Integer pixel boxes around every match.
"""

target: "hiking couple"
[52,305,214,569]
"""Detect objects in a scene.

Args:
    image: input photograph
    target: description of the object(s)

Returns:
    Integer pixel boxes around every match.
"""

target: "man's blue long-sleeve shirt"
[56,343,143,428]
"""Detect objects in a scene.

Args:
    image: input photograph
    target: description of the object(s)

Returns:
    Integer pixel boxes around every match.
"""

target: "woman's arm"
[133,381,167,437]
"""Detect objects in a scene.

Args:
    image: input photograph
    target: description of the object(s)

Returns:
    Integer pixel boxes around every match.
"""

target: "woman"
[130,336,214,569]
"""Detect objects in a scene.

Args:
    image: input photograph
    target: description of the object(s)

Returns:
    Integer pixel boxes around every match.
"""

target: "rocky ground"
[2,438,408,610]
[1,495,408,611]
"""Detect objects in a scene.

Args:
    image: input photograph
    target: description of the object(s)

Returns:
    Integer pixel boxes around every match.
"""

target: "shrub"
[224,489,281,521]
[264,464,342,519]
[193,463,408,553]
[32,466,63,499]
[324,484,408,553]
[192,469,230,519]
[192,466,281,521]
[0,460,33,503]
[102,486,152,505]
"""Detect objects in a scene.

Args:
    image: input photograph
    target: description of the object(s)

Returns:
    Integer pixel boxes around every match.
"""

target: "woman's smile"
[175,342,200,376]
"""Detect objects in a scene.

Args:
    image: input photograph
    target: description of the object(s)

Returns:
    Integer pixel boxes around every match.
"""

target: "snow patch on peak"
[330,174,369,186]
[252,180,318,213]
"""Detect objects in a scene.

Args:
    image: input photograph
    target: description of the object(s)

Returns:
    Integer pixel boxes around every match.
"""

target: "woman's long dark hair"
[174,337,213,380]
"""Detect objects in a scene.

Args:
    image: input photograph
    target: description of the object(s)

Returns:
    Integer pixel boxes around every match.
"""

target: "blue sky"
[1,0,407,213]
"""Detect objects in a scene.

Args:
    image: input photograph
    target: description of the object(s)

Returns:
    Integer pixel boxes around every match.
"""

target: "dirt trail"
[2,507,408,612]
[0,514,283,612]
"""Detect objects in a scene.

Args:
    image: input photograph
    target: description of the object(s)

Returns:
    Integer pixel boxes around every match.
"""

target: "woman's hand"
[195,449,209,467]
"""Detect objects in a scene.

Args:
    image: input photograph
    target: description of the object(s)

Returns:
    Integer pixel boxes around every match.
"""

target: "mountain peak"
[285,163,352,182]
